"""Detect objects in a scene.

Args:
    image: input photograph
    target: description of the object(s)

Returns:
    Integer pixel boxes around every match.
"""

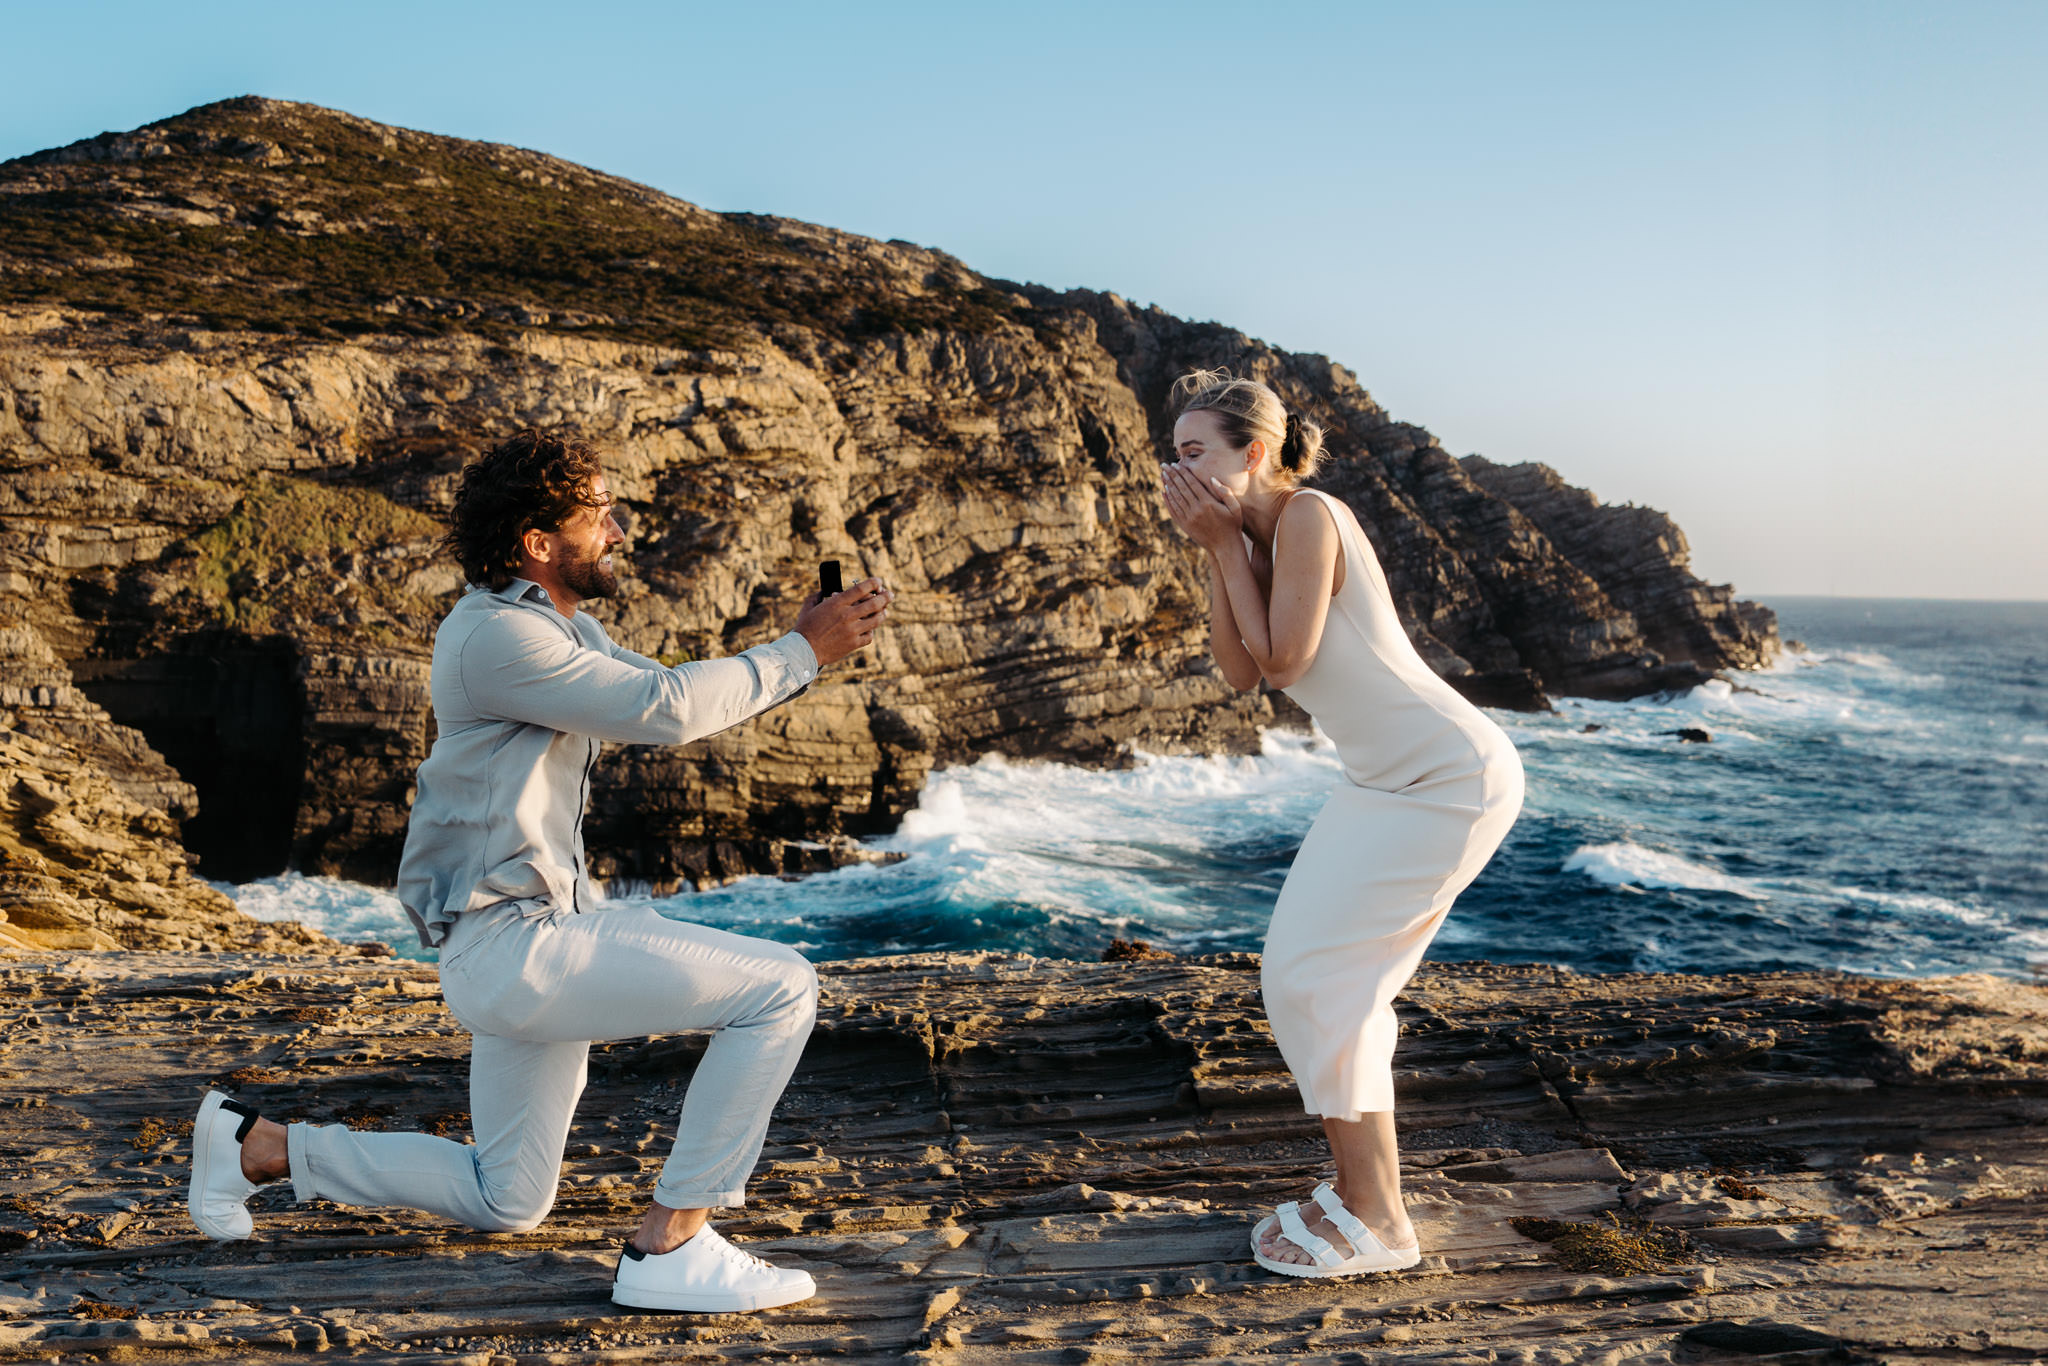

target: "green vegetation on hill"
[0,98,1031,348]
[183,476,441,634]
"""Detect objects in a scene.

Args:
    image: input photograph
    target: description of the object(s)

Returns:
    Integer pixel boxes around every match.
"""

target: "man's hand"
[795,577,894,666]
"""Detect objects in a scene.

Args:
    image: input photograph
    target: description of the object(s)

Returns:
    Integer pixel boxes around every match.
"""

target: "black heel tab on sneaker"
[219,1097,261,1144]
[620,1242,647,1262]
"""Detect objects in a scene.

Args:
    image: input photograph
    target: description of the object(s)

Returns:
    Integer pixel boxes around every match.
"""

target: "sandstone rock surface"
[1,950,2040,1362]
[0,617,329,953]
[1,97,1775,938]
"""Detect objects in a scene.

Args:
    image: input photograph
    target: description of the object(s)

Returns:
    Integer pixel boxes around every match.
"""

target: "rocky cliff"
[0,98,1776,943]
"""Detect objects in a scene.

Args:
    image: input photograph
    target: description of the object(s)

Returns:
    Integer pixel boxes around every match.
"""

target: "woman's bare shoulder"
[1276,489,1342,548]
[1275,490,1350,593]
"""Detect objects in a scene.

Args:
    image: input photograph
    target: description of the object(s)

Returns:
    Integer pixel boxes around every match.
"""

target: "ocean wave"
[1506,665,1936,740]
[580,735,1350,955]
[1777,646,1896,672]
[1560,842,1768,899]
[210,872,421,955]
[1824,883,2003,929]
[886,734,1340,857]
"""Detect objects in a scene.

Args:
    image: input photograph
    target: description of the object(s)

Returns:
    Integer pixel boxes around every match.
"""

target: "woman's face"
[1170,409,1263,494]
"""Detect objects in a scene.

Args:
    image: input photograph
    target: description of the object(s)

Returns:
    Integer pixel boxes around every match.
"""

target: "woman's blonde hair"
[1168,368,1327,485]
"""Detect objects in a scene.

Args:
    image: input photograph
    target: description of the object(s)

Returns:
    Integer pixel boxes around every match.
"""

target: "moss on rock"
[181,476,440,633]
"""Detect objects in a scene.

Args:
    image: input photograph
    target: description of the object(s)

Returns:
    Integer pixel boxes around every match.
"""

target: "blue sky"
[5,1,2044,600]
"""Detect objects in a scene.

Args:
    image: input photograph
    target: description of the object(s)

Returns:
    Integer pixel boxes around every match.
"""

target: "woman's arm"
[1206,554,1263,691]
[1173,472,1340,691]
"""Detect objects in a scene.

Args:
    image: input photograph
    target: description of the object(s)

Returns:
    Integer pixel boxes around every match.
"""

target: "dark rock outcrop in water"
[1,951,2041,1360]
[0,98,1775,939]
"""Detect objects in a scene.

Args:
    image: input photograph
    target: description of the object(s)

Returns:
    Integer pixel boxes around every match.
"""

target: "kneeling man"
[187,430,891,1312]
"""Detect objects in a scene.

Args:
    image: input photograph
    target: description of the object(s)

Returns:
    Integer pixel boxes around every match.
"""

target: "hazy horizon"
[1754,592,2048,606]
[4,1,2044,602]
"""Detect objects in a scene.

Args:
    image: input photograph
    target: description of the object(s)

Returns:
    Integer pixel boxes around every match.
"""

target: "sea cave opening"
[72,638,306,884]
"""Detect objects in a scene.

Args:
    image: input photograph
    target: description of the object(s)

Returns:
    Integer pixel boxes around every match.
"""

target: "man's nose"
[608,509,631,542]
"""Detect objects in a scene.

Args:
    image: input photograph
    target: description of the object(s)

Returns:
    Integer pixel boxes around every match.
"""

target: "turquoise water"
[222,597,2048,979]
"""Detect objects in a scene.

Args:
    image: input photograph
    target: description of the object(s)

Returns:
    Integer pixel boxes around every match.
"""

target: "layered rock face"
[0,98,1775,938]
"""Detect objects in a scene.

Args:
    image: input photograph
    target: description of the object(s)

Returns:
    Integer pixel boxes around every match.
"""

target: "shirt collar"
[490,577,552,605]
[464,577,557,607]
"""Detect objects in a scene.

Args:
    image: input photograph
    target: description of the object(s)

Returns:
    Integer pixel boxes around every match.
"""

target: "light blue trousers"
[286,900,818,1231]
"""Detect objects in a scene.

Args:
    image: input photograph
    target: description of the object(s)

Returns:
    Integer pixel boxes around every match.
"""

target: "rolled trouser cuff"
[653,1183,746,1211]
[286,1122,317,1206]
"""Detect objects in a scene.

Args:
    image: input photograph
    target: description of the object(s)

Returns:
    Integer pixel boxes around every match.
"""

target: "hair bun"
[1280,412,1303,470]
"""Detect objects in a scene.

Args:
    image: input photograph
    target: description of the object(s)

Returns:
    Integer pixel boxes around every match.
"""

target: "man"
[187,430,892,1313]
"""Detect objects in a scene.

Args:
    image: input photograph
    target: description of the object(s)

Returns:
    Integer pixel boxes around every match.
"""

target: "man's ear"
[520,526,554,565]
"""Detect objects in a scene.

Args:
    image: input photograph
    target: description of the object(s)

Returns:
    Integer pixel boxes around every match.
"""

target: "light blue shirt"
[395,578,819,948]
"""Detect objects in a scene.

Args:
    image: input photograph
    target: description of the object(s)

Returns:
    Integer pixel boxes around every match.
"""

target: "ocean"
[220,597,2048,981]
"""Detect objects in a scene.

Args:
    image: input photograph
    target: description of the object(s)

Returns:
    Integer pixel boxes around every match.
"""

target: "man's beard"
[559,543,619,600]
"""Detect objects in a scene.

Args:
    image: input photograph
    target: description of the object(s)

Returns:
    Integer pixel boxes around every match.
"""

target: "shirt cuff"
[770,630,820,689]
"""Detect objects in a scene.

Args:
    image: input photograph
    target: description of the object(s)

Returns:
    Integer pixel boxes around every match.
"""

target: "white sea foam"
[896,776,981,847]
[1825,883,2002,929]
[1506,655,1936,743]
[1778,647,1895,672]
[551,732,1347,950]
[211,872,418,952]
[887,731,1339,857]
[1561,842,1768,899]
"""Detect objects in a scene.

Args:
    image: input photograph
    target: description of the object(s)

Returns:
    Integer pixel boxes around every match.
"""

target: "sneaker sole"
[610,1281,816,1314]
[187,1091,246,1241]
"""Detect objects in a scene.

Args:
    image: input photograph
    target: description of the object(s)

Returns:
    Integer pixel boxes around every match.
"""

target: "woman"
[1157,370,1522,1277]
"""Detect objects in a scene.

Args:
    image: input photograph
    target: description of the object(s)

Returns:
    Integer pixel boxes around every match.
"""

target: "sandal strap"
[1310,1182,1383,1259]
[1275,1201,1342,1268]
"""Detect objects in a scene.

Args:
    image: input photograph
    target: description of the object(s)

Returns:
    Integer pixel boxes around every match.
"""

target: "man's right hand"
[794,577,894,666]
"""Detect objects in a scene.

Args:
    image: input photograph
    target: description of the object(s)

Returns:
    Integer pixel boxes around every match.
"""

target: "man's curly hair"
[443,430,607,590]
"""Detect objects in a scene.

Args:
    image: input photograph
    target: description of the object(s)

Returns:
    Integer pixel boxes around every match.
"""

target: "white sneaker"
[612,1225,817,1313]
[187,1091,263,1240]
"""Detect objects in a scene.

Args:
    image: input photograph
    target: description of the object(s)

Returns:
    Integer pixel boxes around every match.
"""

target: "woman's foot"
[1253,1182,1417,1273]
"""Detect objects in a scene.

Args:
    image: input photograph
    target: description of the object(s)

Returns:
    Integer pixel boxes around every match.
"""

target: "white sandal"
[1251,1181,1422,1277]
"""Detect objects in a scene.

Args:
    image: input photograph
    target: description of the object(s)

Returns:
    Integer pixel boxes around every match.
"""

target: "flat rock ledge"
[2,950,2044,1365]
